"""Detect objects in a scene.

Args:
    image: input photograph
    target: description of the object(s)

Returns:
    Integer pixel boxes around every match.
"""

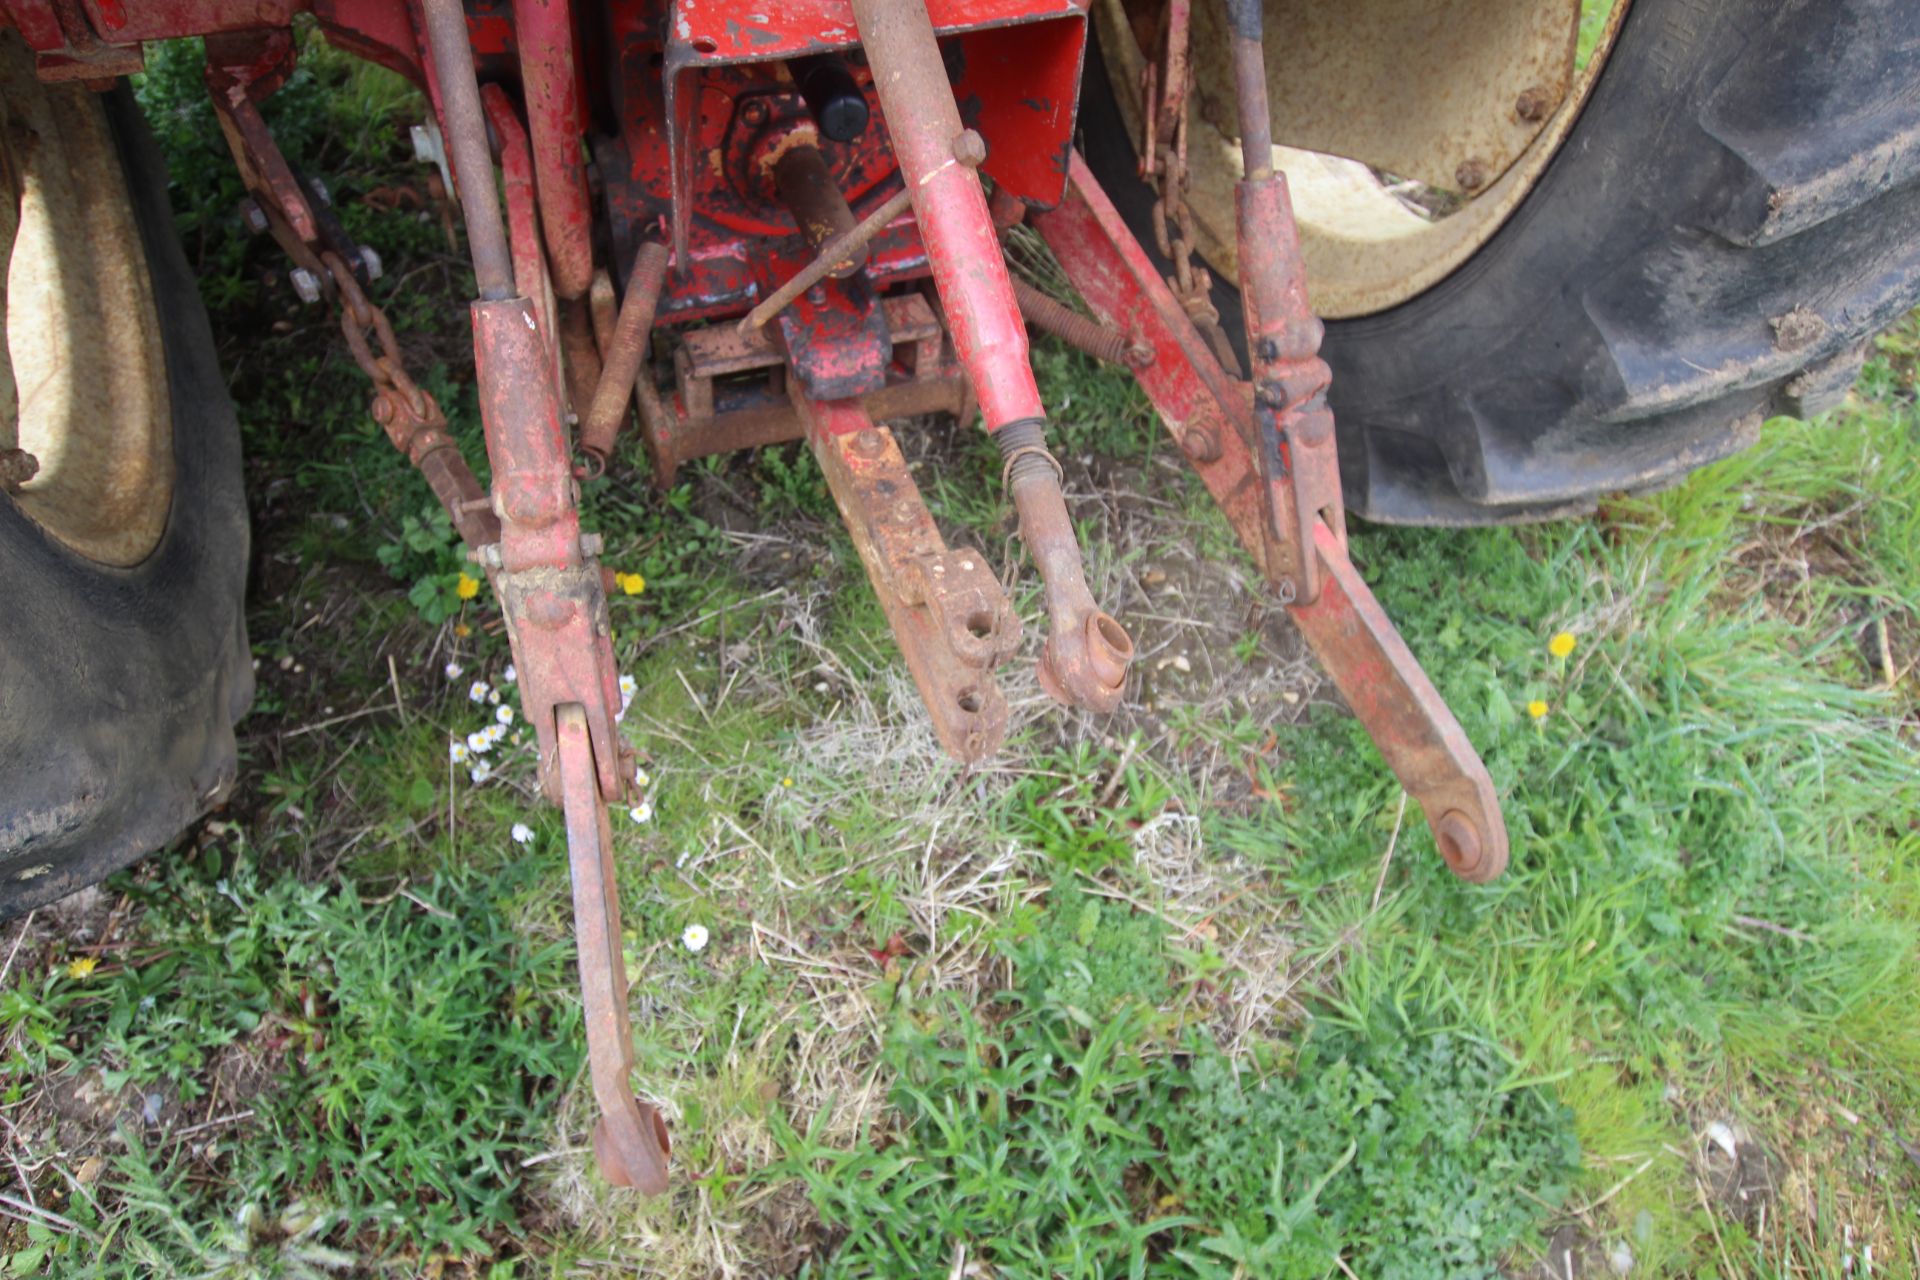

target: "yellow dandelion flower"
[1548,631,1577,659]
[66,956,98,980]
[455,573,480,600]
[1527,700,1549,720]
[453,622,472,638]
[617,571,646,596]
[781,776,794,788]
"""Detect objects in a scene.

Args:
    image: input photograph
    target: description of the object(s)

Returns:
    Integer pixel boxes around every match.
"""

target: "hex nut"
[288,267,322,304]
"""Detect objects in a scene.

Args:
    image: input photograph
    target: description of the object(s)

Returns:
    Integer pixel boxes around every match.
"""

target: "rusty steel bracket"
[638,291,971,488]
[33,0,144,85]
[1036,150,1509,881]
[1226,5,1343,605]
[797,393,1021,762]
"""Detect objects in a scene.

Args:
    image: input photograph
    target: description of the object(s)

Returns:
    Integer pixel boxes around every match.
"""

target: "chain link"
[1140,3,1241,374]
[319,250,444,450]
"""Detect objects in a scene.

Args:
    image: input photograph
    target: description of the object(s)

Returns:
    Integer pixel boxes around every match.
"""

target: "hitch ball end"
[1036,610,1134,714]
[1434,809,1505,883]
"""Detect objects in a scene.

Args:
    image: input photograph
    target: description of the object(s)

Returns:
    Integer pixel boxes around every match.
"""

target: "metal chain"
[318,249,445,448]
[1140,1,1241,374]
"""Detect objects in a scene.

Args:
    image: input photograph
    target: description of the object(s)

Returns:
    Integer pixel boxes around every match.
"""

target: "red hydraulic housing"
[1,0,1513,1196]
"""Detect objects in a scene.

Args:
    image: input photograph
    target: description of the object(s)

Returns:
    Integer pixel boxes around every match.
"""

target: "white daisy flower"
[618,673,637,697]
[681,923,709,953]
[449,740,470,763]
[468,680,490,704]
[503,663,517,684]
[488,687,501,706]
[483,723,507,745]
[633,766,651,789]
[495,704,515,726]
[467,730,493,754]
[511,822,534,845]
[444,660,464,680]
[628,801,652,824]
[469,760,493,784]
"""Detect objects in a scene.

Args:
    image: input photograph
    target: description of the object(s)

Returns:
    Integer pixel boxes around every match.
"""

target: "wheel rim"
[0,31,172,567]
[1093,0,1632,319]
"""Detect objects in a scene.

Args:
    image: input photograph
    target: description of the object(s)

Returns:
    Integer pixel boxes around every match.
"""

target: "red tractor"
[2,0,1914,1191]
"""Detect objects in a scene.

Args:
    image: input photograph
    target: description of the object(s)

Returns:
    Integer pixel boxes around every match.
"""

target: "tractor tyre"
[0,42,253,919]
[1081,0,1920,523]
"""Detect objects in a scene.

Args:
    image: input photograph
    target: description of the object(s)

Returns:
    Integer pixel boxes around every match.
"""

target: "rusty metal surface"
[558,705,672,1193]
[472,295,627,805]
[480,85,556,352]
[775,143,865,278]
[775,270,892,402]
[1135,0,1236,372]
[557,295,603,424]
[1010,275,1147,368]
[1037,150,1508,880]
[997,419,1134,713]
[420,0,512,299]
[582,241,671,463]
[509,0,592,301]
[853,0,1130,713]
[739,184,912,332]
[644,291,966,484]
[324,250,500,551]
[205,28,369,293]
[1227,24,1342,605]
[1291,525,1507,882]
[653,0,1087,265]
[800,396,1020,761]
[204,39,495,556]
[851,0,1041,433]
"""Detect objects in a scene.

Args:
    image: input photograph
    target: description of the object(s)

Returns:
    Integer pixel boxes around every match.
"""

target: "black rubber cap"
[794,56,869,143]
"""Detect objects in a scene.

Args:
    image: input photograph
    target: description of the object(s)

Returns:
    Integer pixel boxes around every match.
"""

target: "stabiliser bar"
[1036,152,1508,882]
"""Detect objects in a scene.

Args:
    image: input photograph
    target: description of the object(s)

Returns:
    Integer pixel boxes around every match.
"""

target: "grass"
[2,21,1918,1280]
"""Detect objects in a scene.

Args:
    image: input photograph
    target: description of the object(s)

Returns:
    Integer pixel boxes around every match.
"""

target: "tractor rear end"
[7,0,1507,1191]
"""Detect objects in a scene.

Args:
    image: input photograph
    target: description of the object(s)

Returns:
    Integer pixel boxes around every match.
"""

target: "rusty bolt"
[1454,158,1490,192]
[288,267,322,304]
[849,429,888,460]
[741,97,769,126]
[1,447,40,491]
[1514,86,1553,123]
[1179,428,1220,463]
[238,197,268,234]
[952,129,987,168]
